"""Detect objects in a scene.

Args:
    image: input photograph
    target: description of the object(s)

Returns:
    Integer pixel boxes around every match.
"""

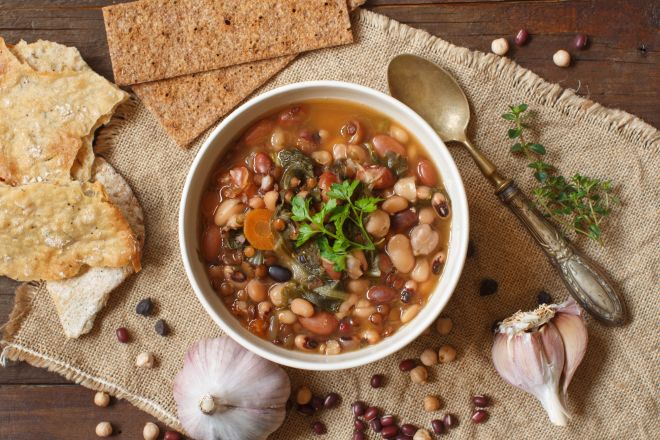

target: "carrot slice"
[243,208,275,250]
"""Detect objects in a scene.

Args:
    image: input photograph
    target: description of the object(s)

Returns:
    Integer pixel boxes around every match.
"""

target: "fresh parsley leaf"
[296,223,319,247]
[291,196,310,222]
[355,197,381,213]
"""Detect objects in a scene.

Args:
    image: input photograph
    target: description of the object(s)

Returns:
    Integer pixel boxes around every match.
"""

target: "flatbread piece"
[0,38,127,184]
[47,158,145,338]
[103,0,353,85]
[0,180,140,281]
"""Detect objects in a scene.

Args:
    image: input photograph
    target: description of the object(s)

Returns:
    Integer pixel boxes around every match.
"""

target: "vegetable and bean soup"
[200,100,451,354]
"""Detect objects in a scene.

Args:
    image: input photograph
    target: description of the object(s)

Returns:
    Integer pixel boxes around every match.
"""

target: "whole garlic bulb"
[492,298,587,426]
[173,336,291,440]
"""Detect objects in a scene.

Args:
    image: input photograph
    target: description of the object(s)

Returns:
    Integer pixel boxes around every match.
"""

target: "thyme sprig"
[503,104,619,245]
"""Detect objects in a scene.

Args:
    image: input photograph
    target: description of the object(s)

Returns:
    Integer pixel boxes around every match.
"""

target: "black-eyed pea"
[401,304,421,323]
[291,298,314,318]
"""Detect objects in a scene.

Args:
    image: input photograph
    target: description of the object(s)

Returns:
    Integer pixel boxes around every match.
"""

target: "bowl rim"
[179,80,469,370]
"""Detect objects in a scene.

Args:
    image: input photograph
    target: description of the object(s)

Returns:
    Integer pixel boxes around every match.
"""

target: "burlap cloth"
[2,10,658,439]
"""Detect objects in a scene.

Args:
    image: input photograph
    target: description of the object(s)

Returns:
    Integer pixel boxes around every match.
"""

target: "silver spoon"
[388,54,627,325]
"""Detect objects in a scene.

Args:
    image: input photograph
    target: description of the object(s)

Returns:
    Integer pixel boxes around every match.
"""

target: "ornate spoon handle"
[497,183,627,325]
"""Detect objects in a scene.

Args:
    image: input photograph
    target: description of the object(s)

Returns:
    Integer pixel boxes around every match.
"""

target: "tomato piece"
[322,258,342,280]
[243,208,275,250]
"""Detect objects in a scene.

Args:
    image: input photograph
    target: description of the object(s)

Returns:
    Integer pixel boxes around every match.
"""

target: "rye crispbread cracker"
[0,38,127,184]
[131,0,365,147]
[47,158,145,339]
[103,0,354,85]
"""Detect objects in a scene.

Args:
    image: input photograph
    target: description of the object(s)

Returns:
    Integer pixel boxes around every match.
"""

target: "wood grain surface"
[0,0,657,438]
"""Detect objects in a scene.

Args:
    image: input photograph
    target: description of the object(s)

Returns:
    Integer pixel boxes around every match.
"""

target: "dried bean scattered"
[443,413,458,429]
[400,424,418,436]
[431,419,445,434]
[352,432,365,440]
[297,403,314,416]
[94,392,110,407]
[423,395,441,412]
[399,359,417,372]
[352,401,366,417]
[412,428,432,440]
[95,421,113,437]
[514,29,529,46]
[354,419,367,432]
[574,33,588,49]
[364,406,380,421]
[311,421,327,435]
[324,392,340,409]
[370,418,383,432]
[163,431,181,440]
[479,278,498,296]
[471,409,489,424]
[420,349,438,366]
[136,298,154,316]
[116,327,130,343]
[491,38,509,56]
[155,319,169,336]
[438,345,457,363]
[380,414,395,426]
[311,395,324,411]
[472,395,490,407]
[410,366,428,384]
[143,422,160,440]
[381,425,399,438]
[370,374,385,388]
[553,49,571,67]
[435,317,453,336]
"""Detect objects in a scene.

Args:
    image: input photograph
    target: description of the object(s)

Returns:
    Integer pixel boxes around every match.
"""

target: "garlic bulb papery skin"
[492,298,588,426]
[173,336,291,440]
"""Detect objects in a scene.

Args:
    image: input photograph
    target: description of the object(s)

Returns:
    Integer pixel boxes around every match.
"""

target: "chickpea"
[381,195,409,214]
[491,37,509,56]
[553,49,571,67]
[401,304,421,323]
[435,317,453,336]
[410,224,439,256]
[411,258,431,283]
[263,190,279,211]
[410,365,428,384]
[423,395,441,412]
[413,428,433,440]
[143,422,160,440]
[386,234,415,273]
[365,209,390,238]
[277,309,297,325]
[246,279,267,302]
[420,348,438,366]
[135,352,155,368]
[91,392,110,409]
[268,283,287,307]
[418,207,435,224]
[95,422,113,437]
[290,298,314,317]
[438,345,457,363]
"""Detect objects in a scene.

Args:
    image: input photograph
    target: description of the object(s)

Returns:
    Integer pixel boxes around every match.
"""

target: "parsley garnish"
[503,104,619,245]
[291,180,381,271]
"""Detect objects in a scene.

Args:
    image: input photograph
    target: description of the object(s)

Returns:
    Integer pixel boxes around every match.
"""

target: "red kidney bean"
[514,29,529,46]
[352,401,366,417]
[311,395,324,411]
[431,419,445,434]
[574,33,588,49]
[324,392,340,409]
[163,432,181,440]
[472,395,490,407]
[381,425,399,439]
[278,105,308,126]
[366,285,397,304]
[443,413,458,428]
[395,435,412,440]
[354,419,367,432]
[338,318,353,335]
[400,424,417,436]
[416,159,437,186]
[370,374,385,388]
[372,135,406,157]
[201,226,222,262]
[297,404,314,416]
[471,409,489,424]
[243,119,275,147]
[253,152,273,174]
[390,209,418,233]
[299,312,339,336]
[116,327,130,343]
[380,415,395,426]
[353,432,365,440]
[398,359,417,372]
[364,406,379,421]
[370,418,383,432]
[378,253,394,274]
[357,165,395,190]
[311,421,327,435]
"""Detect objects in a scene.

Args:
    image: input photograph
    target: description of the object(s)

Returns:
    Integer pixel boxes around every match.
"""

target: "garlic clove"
[174,337,290,440]
[553,301,588,396]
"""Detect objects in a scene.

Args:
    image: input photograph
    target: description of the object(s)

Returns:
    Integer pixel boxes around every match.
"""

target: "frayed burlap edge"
[0,8,657,435]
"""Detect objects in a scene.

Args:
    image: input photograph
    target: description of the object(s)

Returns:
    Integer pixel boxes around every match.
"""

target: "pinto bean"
[410,224,440,256]
[416,159,438,187]
[366,285,398,304]
[365,209,390,238]
[381,195,408,214]
[253,152,273,174]
[390,209,418,233]
[332,143,348,161]
[394,176,417,202]
[299,312,339,336]
[291,298,315,318]
[278,105,308,127]
[386,234,415,273]
[357,165,395,189]
[372,134,406,157]
[347,144,368,162]
[201,226,222,262]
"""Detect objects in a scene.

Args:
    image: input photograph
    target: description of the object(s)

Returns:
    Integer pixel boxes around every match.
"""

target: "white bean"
[268,283,287,307]
[390,125,409,144]
[418,207,436,224]
[353,299,376,318]
[411,258,431,283]
[401,304,421,323]
[277,309,297,324]
[291,298,314,317]
[214,199,244,227]
[387,234,415,273]
[381,195,409,214]
[394,176,417,202]
[410,224,439,256]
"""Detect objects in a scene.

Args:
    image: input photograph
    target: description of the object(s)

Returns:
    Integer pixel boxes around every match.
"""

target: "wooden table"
[0,1,657,438]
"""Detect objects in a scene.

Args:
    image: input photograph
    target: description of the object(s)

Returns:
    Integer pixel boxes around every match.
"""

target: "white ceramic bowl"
[180,81,469,370]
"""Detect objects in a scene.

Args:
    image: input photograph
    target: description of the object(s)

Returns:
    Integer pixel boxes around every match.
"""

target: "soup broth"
[200,99,451,354]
